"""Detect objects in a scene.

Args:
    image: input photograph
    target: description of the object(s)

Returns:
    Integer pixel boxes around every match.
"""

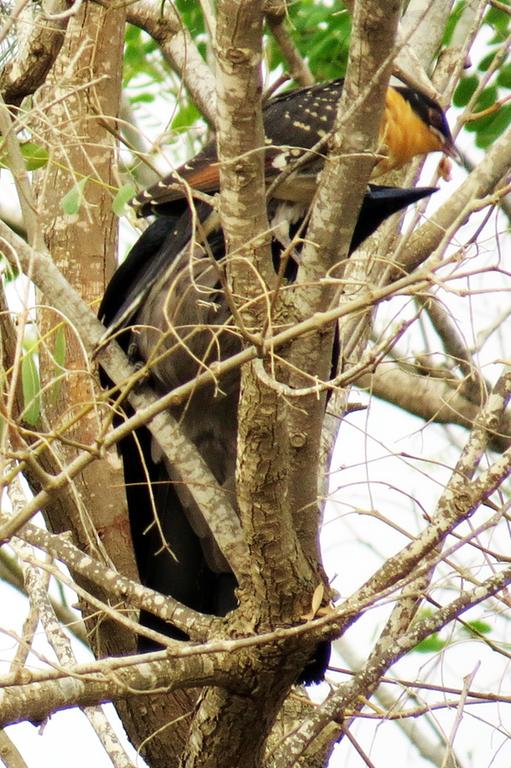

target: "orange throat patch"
[375,88,445,175]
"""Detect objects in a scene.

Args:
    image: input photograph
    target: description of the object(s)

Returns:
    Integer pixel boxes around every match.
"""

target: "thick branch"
[0,652,239,728]
[272,564,511,767]
[0,221,249,582]
[359,362,511,453]
[16,521,215,638]
[400,125,511,274]
[285,0,402,580]
[0,0,68,105]
[126,0,216,125]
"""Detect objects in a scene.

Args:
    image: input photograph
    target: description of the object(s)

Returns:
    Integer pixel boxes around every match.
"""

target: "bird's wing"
[99,201,217,336]
[131,79,345,217]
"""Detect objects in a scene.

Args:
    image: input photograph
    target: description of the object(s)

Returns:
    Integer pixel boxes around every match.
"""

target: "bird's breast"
[377,88,444,173]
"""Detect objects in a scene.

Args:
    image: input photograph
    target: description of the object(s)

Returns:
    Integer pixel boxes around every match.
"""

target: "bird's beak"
[443,136,461,163]
[429,123,461,163]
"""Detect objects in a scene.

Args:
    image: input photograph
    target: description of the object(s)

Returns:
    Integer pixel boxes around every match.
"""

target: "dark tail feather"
[350,185,437,252]
[119,424,237,649]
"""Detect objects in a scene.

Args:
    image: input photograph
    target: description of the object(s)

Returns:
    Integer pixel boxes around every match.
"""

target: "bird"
[104,78,455,335]
[99,186,437,682]
[132,78,456,217]
[100,76,451,683]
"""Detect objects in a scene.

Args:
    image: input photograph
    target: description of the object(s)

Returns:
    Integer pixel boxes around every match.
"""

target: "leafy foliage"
[452,1,511,149]
[21,340,41,426]
[413,613,492,654]
[112,182,137,216]
[0,141,49,171]
[61,177,89,215]
[124,24,161,92]
[267,0,351,82]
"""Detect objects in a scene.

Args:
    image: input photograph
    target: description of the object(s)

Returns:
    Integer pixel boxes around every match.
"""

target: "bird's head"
[377,86,459,174]
[396,87,458,156]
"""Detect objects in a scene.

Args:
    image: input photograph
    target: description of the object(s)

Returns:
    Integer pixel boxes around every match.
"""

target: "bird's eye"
[428,107,442,131]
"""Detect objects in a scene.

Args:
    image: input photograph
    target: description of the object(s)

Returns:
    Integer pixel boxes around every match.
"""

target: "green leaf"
[48,325,66,404]
[171,101,201,132]
[443,1,467,46]
[125,23,141,44]
[464,86,499,133]
[61,177,89,215]
[112,182,137,216]
[21,343,41,426]
[129,93,155,104]
[476,85,498,110]
[497,64,511,89]
[1,259,18,282]
[476,103,511,148]
[453,75,479,108]
[20,142,49,171]
[0,141,49,171]
[414,634,447,653]
[478,50,498,73]
[267,2,350,82]
[485,2,510,39]
[462,620,492,636]
[124,24,163,87]
[175,0,205,36]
